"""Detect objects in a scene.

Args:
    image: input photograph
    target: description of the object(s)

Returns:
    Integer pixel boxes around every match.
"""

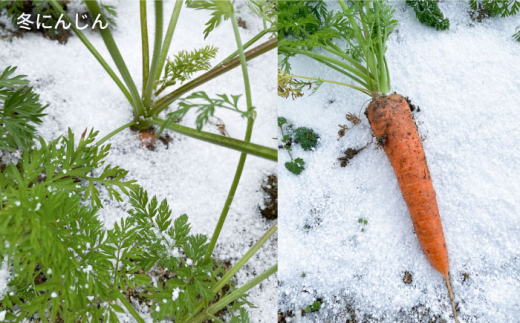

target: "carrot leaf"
[278,0,399,97]
[187,0,234,39]
[158,91,251,135]
[406,0,450,30]
[0,67,46,152]
[470,0,520,17]
[514,25,520,41]
[156,46,219,95]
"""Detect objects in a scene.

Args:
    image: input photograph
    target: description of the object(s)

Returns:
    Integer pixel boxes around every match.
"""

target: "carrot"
[366,94,458,322]
[279,1,458,320]
[137,129,157,149]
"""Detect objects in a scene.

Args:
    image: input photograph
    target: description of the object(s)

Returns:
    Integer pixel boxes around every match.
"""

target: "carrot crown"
[278,0,398,97]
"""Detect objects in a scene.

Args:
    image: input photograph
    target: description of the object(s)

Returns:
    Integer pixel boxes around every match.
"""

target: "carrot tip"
[444,274,459,323]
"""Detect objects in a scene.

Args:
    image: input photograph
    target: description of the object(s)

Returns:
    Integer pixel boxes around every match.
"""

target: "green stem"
[154,81,171,96]
[319,43,369,76]
[95,121,136,146]
[279,126,294,161]
[151,118,277,161]
[151,38,276,116]
[384,56,391,91]
[213,28,270,69]
[374,1,390,93]
[116,293,145,323]
[338,0,374,91]
[286,74,374,97]
[155,0,183,83]
[47,0,133,107]
[140,0,150,95]
[360,5,379,92]
[213,222,277,293]
[84,1,145,119]
[280,47,369,84]
[204,10,256,261]
[311,56,369,89]
[189,223,277,320]
[185,265,277,323]
[143,0,164,110]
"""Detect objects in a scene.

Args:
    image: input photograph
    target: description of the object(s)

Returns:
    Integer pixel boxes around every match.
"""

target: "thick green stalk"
[154,0,183,83]
[204,10,256,261]
[374,1,390,93]
[143,0,164,110]
[95,121,136,146]
[47,0,133,107]
[360,3,380,92]
[185,265,277,323]
[384,56,391,91]
[84,1,145,118]
[140,0,150,94]
[151,118,277,161]
[188,223,277,320]
[151,38,276,115]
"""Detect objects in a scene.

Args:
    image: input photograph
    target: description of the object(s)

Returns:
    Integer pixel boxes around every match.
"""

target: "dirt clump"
[260,174,278,220]
[403,271,413,284]
[338,146,367,167]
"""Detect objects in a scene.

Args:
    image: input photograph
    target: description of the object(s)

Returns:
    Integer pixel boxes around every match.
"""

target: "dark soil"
[278,310,296,322]
[237,17,247,29]
[338,146,366,167]
[278,139,297,150]
[303,208,323,231]
[403,271,413,284]
[260,174,278,220]
[376,133,388,147]
[405,96,420,112]
[131,126,173,151]
[346,303,358,323]
[469,4,490,23]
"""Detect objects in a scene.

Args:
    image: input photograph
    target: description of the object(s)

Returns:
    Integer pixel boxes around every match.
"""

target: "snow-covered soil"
[1,1,277,321]
[278,1,520,322]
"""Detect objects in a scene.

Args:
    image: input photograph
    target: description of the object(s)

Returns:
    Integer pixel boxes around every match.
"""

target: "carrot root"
[444,274,459,323]
[366,94,458,322]
[366,94,450,275]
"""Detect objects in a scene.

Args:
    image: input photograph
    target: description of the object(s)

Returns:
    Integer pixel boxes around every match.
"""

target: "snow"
[0,258,10,301]
[0,0,276,321]
[278,1,520,322]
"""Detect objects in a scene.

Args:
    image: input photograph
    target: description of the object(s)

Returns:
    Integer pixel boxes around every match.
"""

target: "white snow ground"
[278,1,520,322]
[0,1,277,322]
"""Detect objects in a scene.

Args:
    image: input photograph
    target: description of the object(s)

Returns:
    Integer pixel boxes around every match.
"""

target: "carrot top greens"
[278,0,398,97]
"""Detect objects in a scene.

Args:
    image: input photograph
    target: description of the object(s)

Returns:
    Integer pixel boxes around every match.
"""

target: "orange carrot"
[366,94,458,322]
[138,130,156,149]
